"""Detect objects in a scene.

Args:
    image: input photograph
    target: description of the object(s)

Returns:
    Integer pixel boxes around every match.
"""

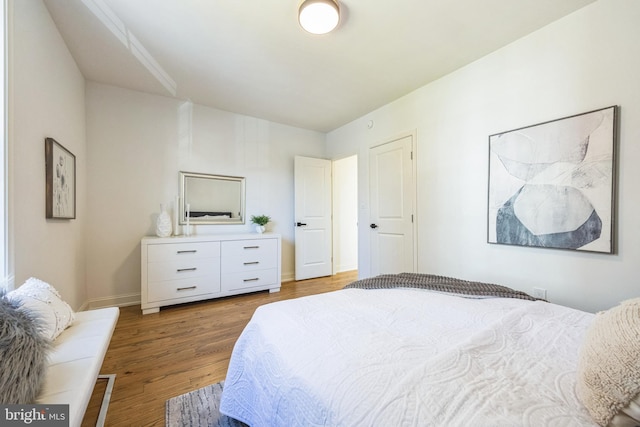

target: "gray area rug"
[166,381,247,427]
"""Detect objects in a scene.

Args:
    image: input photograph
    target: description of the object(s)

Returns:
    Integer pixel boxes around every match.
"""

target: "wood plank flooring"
[82,270,358,426]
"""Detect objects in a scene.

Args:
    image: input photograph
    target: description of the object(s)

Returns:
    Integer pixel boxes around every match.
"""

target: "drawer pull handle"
[177,267,197,272]
[243,278,260,282]
[244,246,260,249]
[177,250,197,254]
[177,286,197,291]
[244,261,259,265]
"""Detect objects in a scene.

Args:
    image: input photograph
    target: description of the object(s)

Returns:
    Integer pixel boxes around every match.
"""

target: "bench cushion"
[37,307,119,427]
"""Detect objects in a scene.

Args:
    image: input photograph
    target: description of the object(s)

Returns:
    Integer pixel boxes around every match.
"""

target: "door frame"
[331,155,358,275]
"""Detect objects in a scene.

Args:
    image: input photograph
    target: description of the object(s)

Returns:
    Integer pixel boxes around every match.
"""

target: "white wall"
[327,0,640,313]
[332,155,358,273]
[10,0,87,309]
[85,83,326,305]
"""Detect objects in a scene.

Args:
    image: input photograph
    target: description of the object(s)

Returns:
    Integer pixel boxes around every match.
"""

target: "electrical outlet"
[532,287,547,300]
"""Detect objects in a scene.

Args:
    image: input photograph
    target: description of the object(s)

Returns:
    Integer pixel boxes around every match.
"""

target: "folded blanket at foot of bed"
[344,272,542,301]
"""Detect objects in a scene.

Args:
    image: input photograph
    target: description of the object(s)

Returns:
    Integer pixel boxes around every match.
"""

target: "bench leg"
[96,374,116,427]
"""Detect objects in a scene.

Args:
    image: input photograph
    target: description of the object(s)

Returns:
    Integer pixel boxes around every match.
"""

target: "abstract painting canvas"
[45,137,76,219]
[488,106,617,253]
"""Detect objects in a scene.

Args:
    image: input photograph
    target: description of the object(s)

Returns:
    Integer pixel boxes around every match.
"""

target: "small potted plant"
[251,214,271,234]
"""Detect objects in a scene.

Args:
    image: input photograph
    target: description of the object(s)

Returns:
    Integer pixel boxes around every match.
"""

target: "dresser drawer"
[222,239,278,257]
[147,275,221,303]
[221,250,278,274]
[147,258,219,283]
[222,268,278,292]
[147,241,220,262]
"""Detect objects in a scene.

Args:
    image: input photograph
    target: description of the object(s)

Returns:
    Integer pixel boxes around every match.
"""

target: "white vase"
[255,224,265,234]
[156,204,173,237]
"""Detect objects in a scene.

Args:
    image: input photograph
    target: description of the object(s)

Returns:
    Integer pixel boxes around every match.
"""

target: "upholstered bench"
[36,307,119,427]
[1,278,119,427]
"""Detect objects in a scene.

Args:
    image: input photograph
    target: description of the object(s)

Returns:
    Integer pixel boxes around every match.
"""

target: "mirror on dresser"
[179,171,245,225]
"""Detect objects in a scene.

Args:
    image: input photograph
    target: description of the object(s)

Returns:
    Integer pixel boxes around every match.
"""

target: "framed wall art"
[45,137,76,219]
[487,106,617,253]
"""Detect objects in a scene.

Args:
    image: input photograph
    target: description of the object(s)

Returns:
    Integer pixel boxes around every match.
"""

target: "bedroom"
[3,0,640,425]
[8,0,639,315]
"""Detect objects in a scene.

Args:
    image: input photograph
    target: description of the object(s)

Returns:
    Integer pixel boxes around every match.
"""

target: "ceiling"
[43,0,596,133]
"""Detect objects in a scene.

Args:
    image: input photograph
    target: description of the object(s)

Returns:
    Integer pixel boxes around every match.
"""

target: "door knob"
[296,222,307,227]
[370,223,378,229]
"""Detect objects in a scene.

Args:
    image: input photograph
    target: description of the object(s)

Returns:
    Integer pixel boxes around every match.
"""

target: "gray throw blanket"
[344,273,542,301]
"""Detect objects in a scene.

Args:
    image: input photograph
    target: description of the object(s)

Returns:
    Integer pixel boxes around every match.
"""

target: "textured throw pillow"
[7,277,75,340]
[576,298,640,427]
[0,293,50,404]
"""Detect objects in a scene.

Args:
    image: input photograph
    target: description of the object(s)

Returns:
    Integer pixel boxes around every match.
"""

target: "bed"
[219,273,640,427]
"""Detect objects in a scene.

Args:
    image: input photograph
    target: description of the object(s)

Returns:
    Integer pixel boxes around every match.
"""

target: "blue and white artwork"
[488,106,617,253]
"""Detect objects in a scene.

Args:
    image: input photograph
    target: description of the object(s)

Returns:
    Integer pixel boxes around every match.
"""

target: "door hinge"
[411,214,414,223]
[410,151,413,160]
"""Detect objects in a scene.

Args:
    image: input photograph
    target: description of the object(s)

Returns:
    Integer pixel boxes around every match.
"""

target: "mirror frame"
[179,171,246,225]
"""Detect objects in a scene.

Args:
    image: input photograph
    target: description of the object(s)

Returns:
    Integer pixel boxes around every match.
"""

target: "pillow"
[0,293,50,403]
[576,298,640,426]
[7,277,75,340]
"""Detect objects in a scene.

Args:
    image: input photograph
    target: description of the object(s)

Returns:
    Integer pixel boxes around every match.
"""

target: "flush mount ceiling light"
[298,0,340,35]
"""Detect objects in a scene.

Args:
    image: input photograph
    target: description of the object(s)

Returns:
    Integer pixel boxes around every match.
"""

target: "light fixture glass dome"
[298,0,340,35]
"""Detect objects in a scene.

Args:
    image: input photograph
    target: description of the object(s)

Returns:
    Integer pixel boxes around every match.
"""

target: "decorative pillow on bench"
[0,278,76,404]
[7,277,75,340]
[0,293,50,404]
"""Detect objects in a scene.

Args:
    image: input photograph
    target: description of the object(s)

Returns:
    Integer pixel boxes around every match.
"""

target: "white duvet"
[220,288,597,426]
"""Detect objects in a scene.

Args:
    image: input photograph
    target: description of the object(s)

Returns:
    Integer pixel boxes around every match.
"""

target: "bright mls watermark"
[1,405,69,426]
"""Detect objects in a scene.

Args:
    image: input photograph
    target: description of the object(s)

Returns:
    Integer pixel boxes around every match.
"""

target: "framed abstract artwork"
[45,137,76,219]
[487,106,617,253]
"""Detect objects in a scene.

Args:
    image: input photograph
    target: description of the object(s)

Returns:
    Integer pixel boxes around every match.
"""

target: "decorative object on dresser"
[155,204,173,237]
[173,196,181,236]
[250,215,271,234]
[45,137,76,219]
[140,234,281,314]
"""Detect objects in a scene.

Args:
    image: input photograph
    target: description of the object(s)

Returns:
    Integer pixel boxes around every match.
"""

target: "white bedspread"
[220,288,597,426]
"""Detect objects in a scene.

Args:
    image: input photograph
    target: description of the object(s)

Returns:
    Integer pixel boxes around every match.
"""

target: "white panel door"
[369,135,415,276]
[294,156,332,280]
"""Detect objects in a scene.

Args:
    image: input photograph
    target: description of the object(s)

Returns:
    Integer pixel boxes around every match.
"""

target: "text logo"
[1,405,69,426]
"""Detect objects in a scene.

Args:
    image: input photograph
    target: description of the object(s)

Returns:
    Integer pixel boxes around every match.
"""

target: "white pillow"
[576,297,640,427]
[8,277,75,340]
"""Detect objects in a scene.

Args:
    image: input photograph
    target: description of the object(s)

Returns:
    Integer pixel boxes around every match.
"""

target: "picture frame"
[487,106,617,253]
[45,137,76,219]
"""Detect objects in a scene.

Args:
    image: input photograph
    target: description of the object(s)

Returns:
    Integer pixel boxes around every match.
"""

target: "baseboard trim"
[82,293,141,311]
[281,271,295,282]
[336,264,358,274]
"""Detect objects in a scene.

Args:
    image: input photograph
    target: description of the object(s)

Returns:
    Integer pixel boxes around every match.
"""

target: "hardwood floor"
[82,270,358,426]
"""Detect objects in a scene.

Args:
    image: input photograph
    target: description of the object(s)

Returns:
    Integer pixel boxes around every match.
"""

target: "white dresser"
[141,233,281,314]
